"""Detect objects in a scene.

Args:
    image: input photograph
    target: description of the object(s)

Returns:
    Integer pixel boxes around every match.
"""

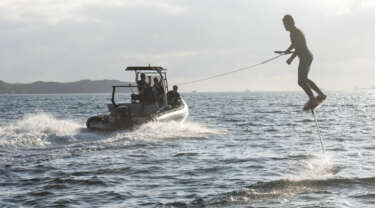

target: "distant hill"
[0,80,135,94]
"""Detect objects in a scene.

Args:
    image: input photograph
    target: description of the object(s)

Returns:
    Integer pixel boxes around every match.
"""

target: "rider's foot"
[303,98,319,111]
[316,94,327,103]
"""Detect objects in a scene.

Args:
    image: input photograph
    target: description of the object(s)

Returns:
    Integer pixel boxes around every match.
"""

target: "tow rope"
[178,54,286,86]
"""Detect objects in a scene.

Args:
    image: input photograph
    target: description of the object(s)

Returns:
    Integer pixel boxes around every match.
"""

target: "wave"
[163,154,349,207]
[211,177,375,206]
[166,176,375,207]
[352,193,375,199]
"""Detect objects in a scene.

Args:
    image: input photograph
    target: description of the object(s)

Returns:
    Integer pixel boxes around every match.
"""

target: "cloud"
[359,0,375,9]
[309,0,375,16]
[0,0,187,24]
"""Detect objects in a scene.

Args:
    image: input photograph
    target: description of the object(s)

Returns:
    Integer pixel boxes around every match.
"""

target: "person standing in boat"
[167,85,181,107]
[276,14,326,110]
[137,73,147,93]
[143,82,156,105]
[152,77,164,106]
[131,73,148,103]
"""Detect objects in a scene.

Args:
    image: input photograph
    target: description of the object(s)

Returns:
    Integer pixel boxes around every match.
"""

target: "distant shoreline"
[0,80,134,94]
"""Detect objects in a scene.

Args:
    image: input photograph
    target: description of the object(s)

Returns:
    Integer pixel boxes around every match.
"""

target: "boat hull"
[156,99,188,123]
[86,99,189,131]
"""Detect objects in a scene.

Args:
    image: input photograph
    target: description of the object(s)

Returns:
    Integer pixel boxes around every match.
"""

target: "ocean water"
[1,91,375,208]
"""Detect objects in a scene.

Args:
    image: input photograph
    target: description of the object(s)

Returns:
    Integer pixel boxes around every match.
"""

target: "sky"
[0,0,374,91]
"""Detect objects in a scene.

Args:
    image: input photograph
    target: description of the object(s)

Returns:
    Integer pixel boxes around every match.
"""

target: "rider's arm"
[288,52,297,62]
[286,44,294,53]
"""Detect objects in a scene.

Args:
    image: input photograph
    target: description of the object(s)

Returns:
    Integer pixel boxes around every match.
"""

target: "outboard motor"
[86,114,113,131]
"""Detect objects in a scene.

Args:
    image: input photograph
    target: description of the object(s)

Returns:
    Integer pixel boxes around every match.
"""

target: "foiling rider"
[275,14,326,111]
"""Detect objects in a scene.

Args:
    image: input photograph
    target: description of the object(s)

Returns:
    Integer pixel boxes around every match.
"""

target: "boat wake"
[0,113,85,147]
[0,113,222,149]
[128,120,224,140]
[0,113,223,165]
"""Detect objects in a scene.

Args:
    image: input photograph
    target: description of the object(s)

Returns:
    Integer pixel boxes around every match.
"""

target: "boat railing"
[111,85,137,106]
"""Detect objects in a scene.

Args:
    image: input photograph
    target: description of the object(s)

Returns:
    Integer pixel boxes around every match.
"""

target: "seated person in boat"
[131,73,147,103]
[152,77,164,105]
[167,85,181,107]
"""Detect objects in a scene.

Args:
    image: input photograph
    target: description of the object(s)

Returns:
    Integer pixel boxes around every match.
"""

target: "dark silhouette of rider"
[276,14,326,111]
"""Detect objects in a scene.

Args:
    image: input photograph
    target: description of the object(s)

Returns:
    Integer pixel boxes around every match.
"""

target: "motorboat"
[86,66,188,131]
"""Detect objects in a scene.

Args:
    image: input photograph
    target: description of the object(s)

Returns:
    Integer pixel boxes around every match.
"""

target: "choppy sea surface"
[1,91,375,208]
